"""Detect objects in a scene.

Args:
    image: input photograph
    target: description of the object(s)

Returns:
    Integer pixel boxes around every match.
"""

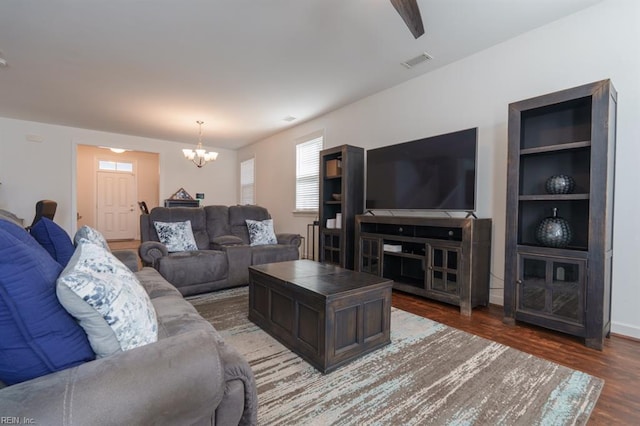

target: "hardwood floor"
[108,239,141,251]
[392,290,640,425]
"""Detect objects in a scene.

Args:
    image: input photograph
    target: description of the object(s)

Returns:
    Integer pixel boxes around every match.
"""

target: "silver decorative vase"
[545,175,575,194]
[536,208,572,248]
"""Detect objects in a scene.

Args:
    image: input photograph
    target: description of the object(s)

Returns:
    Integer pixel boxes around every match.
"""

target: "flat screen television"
[366,127,477,211]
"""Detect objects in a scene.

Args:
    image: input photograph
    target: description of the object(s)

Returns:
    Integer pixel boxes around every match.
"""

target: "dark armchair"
[28,200,57,229]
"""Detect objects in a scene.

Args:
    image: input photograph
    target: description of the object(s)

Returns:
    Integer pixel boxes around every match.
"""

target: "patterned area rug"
[189,288,603,425]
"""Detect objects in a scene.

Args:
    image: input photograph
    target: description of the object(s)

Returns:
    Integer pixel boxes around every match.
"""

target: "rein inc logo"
[0,419,35,425]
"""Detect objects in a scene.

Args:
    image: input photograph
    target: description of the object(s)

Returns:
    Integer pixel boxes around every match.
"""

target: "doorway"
[96,170,137,240]
[76,145,159,241]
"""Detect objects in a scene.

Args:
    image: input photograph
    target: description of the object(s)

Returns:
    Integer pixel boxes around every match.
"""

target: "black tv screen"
[366,128,477,211]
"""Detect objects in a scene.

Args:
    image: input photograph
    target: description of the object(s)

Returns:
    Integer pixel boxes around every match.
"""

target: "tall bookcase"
[504,80,617,350]
[319,145,364,269]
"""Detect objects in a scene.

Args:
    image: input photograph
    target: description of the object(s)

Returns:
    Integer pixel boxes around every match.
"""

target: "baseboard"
[489,293,504,307]
[488,294,640,341]
[611,321,640,340]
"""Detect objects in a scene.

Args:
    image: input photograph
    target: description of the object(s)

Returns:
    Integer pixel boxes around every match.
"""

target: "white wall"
[0,117,238,235]
[238,0,640,338]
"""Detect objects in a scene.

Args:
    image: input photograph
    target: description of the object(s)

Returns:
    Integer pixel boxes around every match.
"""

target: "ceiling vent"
[401,52,433,69]
[283,115,297,122]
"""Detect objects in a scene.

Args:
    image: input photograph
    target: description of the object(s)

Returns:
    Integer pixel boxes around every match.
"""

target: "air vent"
[283,115,297,122]
[401,52,433,69]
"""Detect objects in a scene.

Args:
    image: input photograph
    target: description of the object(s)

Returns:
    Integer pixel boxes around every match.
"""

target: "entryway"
[76,145,159,241]
[96,171,137,240]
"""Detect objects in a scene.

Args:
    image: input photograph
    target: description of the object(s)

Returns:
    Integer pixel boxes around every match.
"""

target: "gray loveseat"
[139,205,301,296]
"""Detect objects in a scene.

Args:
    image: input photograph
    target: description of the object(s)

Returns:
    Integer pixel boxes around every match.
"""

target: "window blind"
[240,158,255,205]
[295,135,323,212]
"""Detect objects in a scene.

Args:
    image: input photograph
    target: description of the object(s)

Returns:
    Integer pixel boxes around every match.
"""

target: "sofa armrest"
[112,249,139,272]
[211,235,245,250]
[216,340,258,425]
[0,329,226,425]
[138,241,169,267]
[277,233,302,247]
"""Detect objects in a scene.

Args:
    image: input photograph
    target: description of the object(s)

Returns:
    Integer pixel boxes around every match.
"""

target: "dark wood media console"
[248,260,392,373]
[355,215,492,315]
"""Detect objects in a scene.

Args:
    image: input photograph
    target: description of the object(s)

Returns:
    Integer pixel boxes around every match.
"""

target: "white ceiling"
[0,0,602,150]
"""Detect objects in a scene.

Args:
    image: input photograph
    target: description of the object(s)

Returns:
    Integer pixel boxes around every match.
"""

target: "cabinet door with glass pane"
[359,236,381,275]
[517,254,585,327]
[426,243,461,298]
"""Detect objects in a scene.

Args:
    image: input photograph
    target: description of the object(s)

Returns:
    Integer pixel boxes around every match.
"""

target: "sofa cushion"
[0,223,95,385]
[30,218,75,267]
[246,219,277,246]
[57,240,158,357]
[74,225,110,250]
[204,205,232,238]
[157,250,228,289]
[153,220,198,252]
[251,244,300,266]
[135,267,183,300]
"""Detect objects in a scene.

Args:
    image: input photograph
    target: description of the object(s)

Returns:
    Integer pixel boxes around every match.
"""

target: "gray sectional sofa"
[0,267,257,425]
[139,205,301,296]
[0,208,257,425]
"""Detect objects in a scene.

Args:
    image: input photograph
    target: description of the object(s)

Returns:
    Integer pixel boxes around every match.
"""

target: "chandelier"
[183,121,219,168]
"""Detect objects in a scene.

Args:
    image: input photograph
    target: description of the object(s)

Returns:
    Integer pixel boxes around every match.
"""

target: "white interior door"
[97,171,137,240]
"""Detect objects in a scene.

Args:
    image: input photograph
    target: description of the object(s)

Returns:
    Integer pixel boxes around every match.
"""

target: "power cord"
[489,271,505,290]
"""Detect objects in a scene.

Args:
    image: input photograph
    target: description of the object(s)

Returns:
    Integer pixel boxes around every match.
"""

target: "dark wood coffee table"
[248,260,393,373]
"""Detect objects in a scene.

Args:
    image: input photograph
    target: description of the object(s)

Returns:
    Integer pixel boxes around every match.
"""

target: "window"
[98,160,133,172]
[295,133,323,212]
[240,158,255,205]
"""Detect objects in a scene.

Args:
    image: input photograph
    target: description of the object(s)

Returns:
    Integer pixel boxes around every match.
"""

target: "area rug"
[189,288,603,425]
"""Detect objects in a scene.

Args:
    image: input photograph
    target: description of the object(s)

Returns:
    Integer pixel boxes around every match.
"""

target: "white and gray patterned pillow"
[246,219,277,246]
[153,220,198,252]
[56,239,158,357]
[74,225,110,251]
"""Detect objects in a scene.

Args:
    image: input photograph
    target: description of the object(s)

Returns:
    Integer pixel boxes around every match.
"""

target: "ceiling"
[0,0,602,150]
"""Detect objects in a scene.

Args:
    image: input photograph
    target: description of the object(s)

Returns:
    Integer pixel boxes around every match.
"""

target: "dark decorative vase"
[536,208,572,248]
[545,175,575,194]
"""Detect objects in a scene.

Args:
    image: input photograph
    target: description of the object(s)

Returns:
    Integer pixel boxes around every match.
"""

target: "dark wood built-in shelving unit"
[355,215,492,315]
[504,79,617,350]
[319,145,364,269]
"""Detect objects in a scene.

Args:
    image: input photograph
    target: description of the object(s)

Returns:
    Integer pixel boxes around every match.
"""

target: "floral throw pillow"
[153,220,198,252]
[56,239,158,357]
[74,225,110,251]
[246,219,277,246]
